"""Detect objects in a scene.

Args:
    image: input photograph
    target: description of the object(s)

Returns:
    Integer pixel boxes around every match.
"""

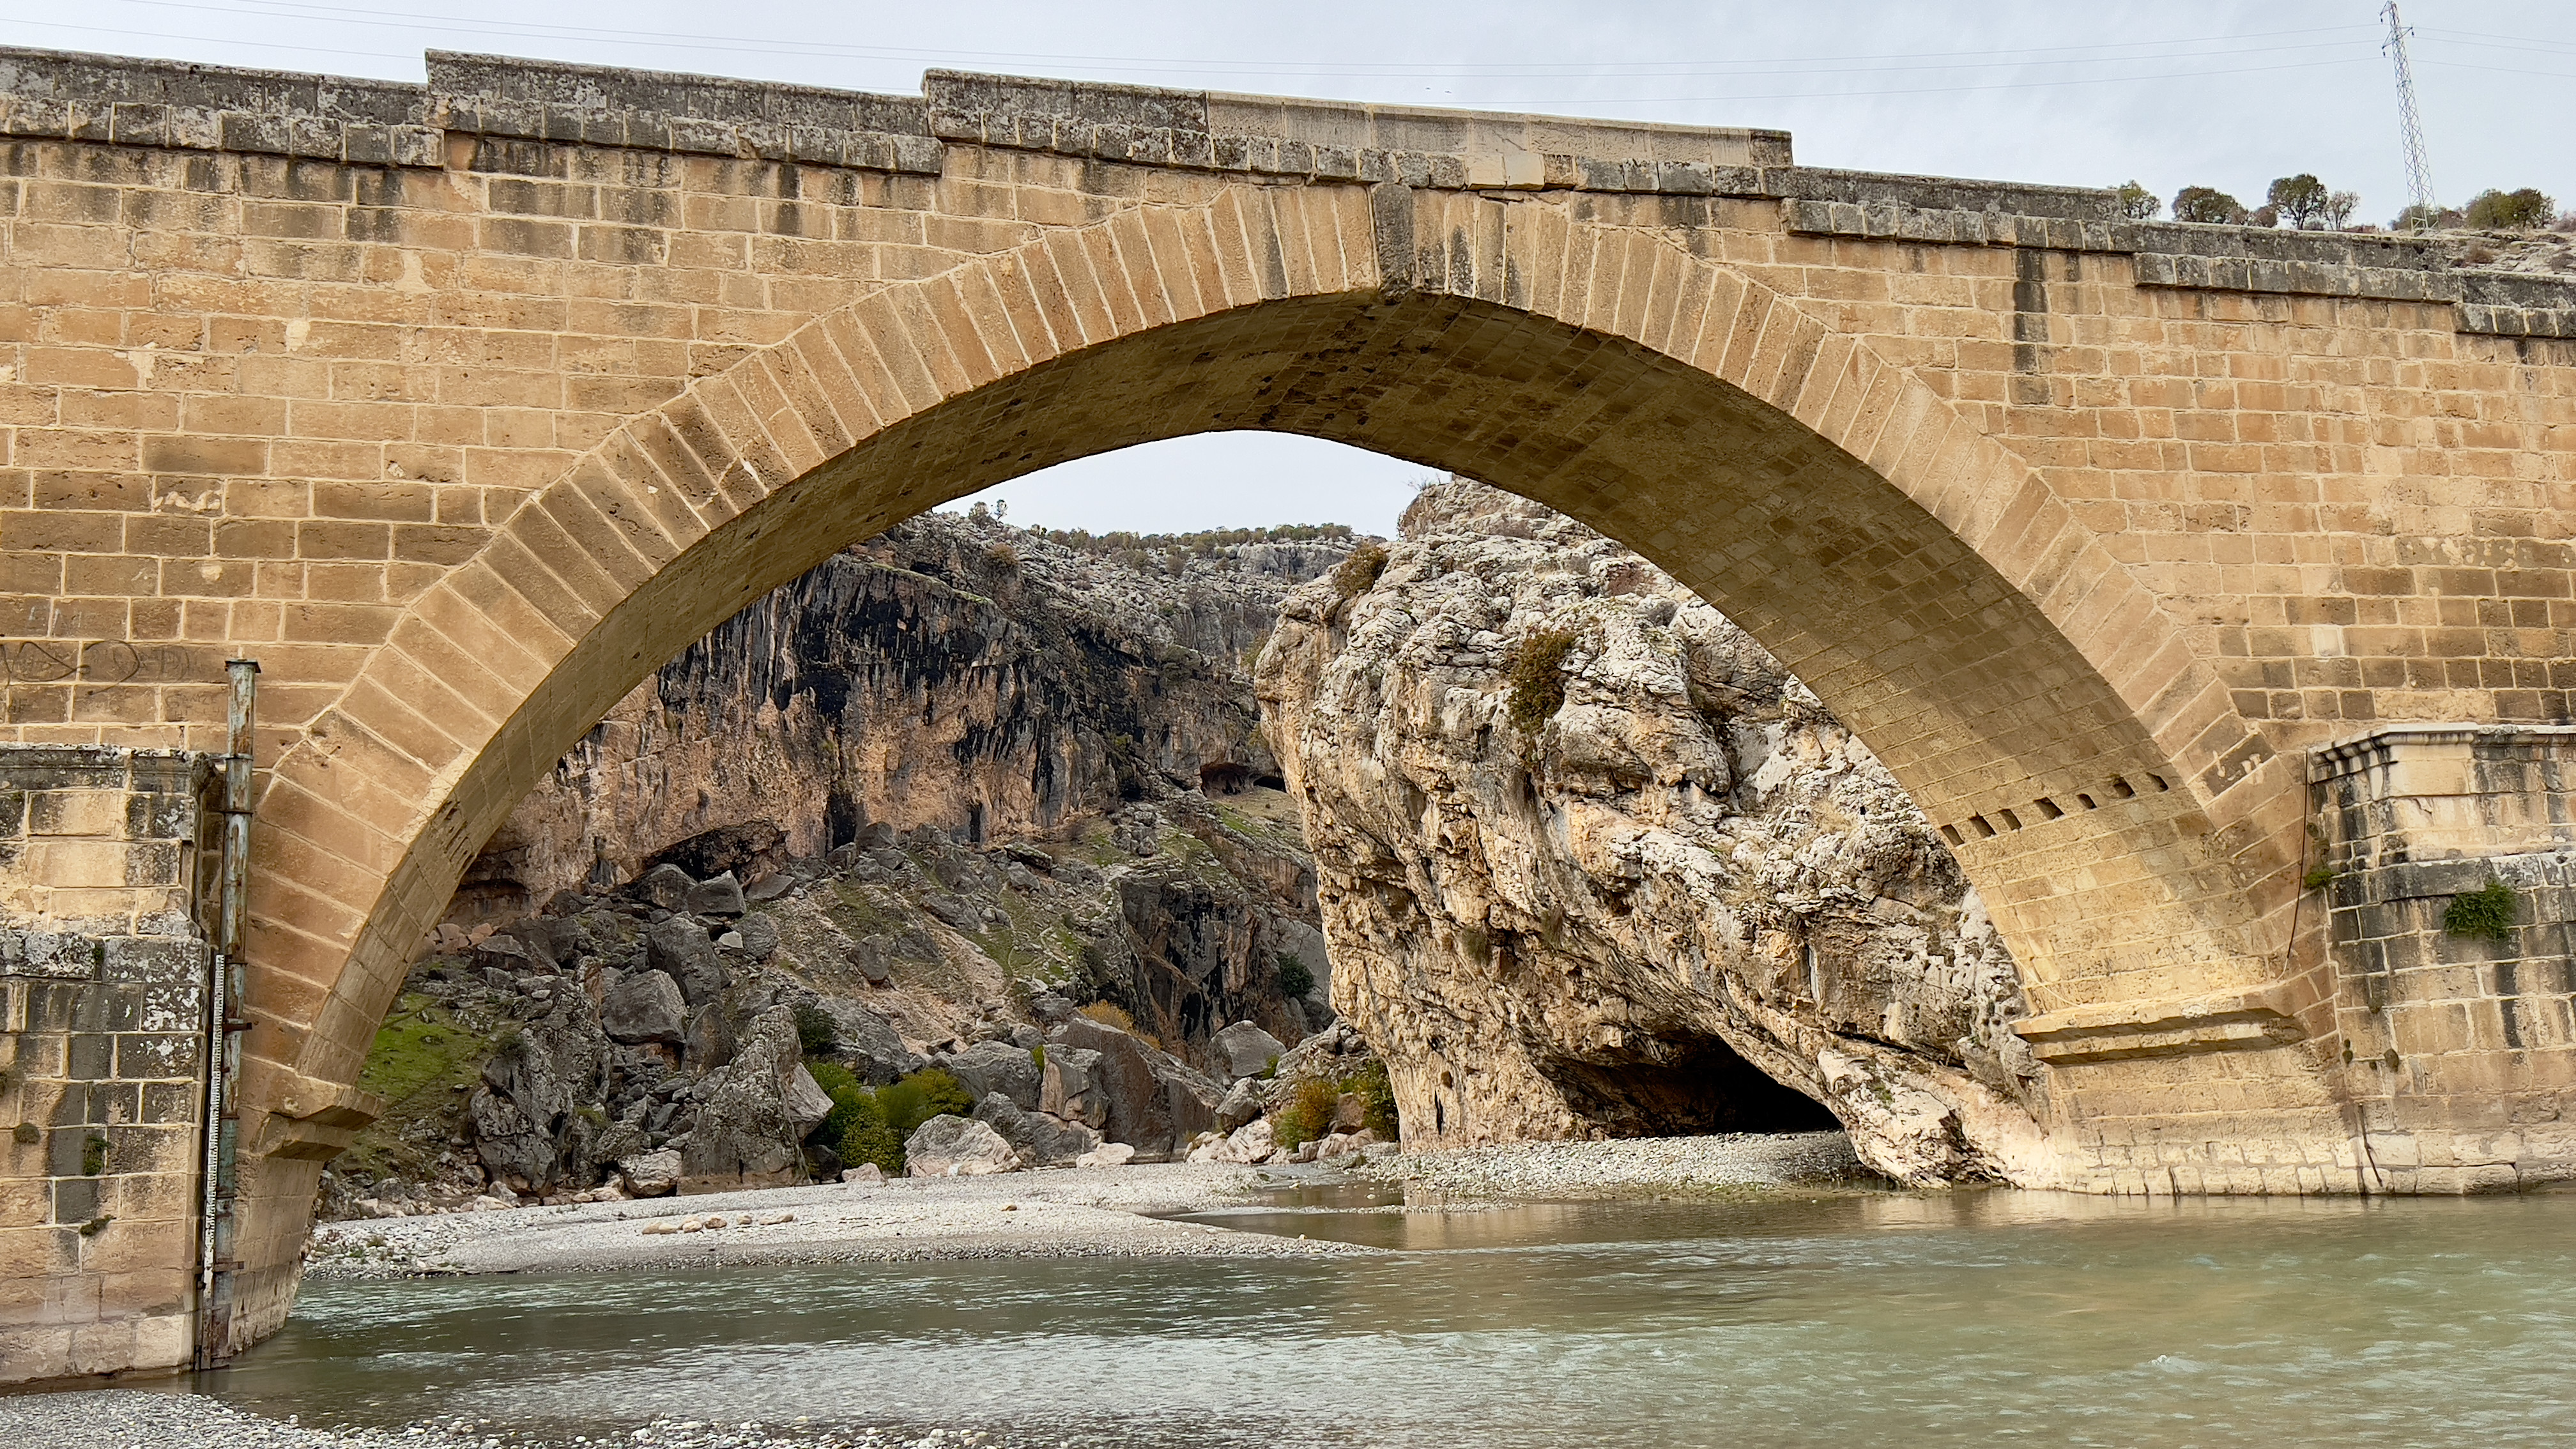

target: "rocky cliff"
[1259,482,2053,1184]
[328,513,1360,1216]
[452,511,1351,918]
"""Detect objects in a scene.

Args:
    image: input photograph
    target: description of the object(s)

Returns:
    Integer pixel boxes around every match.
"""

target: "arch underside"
[270,285,2278,1098]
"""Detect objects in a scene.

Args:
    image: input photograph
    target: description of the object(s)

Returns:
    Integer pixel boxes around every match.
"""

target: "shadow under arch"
[222,192,2317,1344]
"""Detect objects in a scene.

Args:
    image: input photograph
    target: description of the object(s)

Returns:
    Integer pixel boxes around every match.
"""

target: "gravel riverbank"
[1356,1131,1874,1199]
[305,1160,1371,1279]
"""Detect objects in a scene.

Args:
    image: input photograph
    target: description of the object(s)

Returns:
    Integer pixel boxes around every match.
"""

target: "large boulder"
[1215,1077,1265,1132]
[601,969,685,1045]
[1185,1117,1275,1165]
[820,999,926,1085]
[645,916,730,1005]
[678,1006,832,1192]
[467,995,610,1194]
[972,1093,1103,1169]
[1048,1017,1224,1160]
[1039,1045,1107,1129]
[1211,1022,1287,1080]
[686,871,747,917]
[1261,479,2048,1173]
[946,1039,1041,1110]
[618,1149,681,1197]
[903,1114,1016,1177]
[630,862,695,911]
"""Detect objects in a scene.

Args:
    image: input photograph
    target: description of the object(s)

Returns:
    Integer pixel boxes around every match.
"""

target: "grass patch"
[1330,542,1389,602]
[1506,627,1580,735]
[1271,1061,1399,1149]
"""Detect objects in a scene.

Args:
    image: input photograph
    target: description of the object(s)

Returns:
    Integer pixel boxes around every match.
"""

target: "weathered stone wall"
[2315,727,2576,1190]
[0,746,211,1382]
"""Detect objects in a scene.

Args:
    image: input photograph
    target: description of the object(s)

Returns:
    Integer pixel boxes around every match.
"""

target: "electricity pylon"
[2381,2,2438,227]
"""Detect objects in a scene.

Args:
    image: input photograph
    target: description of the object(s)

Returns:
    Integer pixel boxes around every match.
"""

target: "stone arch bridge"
[2,45,2573,1381]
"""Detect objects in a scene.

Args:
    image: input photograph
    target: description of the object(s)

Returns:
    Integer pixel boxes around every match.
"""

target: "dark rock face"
[679,1006,832,1192]
[601,970,684,1045]
[448,512,1351,920]
[1050,1017,1225,1161]
[945,1039,1041,1111]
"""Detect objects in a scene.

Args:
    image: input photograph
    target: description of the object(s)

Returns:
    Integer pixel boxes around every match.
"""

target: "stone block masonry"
[2315,728,2576,1192]
[0,40,2568,1379]
[0,746,211,1383]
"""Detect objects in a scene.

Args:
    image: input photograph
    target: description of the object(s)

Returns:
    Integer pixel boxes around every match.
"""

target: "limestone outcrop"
[1259,482,2053,1184]
[450,511,1351,917]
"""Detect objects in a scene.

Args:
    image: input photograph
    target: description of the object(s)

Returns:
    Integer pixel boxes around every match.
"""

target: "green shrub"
[81,1133,108,1176]
[2444,880,2519,942]
[875,1067,974,1139]
[2302,865,2340,891]
[1348,1059,1399,1138]
[77,1215,114,1238]
[836,1095,905,1177]
[1506,627,1580,735]
[1273,954,1315,1000]
[2464,187,2556,231]
[793,1002,839,1055]
[808,1061,858,1098]
[11,1122,36,1146]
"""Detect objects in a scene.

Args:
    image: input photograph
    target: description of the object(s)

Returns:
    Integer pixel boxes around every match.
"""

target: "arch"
[220,183,2310,1313]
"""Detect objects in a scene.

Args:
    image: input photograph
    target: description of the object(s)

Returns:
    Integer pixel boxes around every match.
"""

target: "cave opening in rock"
[1538,1032,1842,1137]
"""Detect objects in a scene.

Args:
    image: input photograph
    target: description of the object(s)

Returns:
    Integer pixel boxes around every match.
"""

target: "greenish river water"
[203,1188,2576,1447]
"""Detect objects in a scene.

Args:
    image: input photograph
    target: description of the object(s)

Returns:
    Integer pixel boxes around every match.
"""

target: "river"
[199,1186,2576,1447]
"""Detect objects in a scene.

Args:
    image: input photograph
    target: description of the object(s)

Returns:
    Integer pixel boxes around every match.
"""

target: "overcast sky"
[6,0,2567,537]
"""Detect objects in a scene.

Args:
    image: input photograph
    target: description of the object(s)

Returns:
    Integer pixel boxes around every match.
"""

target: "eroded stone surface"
[1261,483,2053,1183]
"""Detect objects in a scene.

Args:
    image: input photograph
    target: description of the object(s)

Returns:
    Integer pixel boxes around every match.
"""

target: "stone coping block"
[2,40,2570,318]
[2014,985,2305,1064]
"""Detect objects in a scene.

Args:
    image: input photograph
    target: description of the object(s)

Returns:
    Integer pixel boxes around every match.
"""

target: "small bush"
[1269,1077,1340,1151]
[1273,954,1315,1000]
[1347,1059,1399,1138]
[11,1122,36,1146]
[2302,865,2340,891]
[81,1133,108,1177]
[2444,880,2519,942]
[77,1215,114,1238]
[793,1003,839,1055]
[1078,1000,1137,1033]
[1506,627,1580,735]
[1330,542,1389,602]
